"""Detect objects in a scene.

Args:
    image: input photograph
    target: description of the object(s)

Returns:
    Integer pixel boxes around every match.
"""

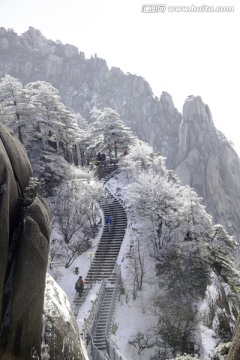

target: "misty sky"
[1,0,239,153]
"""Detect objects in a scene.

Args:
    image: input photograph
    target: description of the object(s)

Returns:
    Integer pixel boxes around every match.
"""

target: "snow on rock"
[43,274,87,360]
[197,272,238,359]
[198,324,217,360]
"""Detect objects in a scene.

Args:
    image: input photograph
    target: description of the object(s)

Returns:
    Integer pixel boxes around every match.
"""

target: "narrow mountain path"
[73,179,127,355]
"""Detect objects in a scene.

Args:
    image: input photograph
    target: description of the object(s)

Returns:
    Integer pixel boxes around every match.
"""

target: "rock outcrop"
[175,96,240,241]
[43,274,86,360]
[227,315,240,360]
[0,122,51,359]
[199,272,238,351]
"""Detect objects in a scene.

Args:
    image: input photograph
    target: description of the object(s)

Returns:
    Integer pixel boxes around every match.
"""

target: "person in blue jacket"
[105,215,113,232]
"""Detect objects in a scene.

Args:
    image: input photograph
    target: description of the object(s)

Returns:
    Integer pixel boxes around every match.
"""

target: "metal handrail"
[105,265,121,337]
[91,280,106,338]
[84,263,126,360]
[91,338,108,360]
[106,338,125,360]
[86,280,109,360]
[104,264,126,360]
[83,282,103,341]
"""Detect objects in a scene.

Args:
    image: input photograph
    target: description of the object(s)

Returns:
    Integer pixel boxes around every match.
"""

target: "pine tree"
[0,74,35,143]
[90,107,135,159]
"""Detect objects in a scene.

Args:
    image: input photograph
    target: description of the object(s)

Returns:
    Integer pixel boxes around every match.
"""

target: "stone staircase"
[86,196,127,283]
[73,189,127,307]
[73,178,127,357]
[92,286,114,350]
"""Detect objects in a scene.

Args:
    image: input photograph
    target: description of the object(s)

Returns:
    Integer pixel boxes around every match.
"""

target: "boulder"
[0,122,32,323]
[0,122,51,359]
[43,274,86,360]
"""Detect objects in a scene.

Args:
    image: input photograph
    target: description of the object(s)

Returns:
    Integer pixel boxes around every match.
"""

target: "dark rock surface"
[227,315,240,360]
[0,122,50,359]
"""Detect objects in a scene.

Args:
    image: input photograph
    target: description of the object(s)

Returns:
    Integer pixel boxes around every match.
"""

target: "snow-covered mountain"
[1,27,240,243]
[0,27,181,169]
[1,26,240,360]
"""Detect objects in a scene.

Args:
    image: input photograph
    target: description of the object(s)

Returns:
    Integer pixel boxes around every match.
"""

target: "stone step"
[93,334,106,339]
[88,262,116,266]
[89,263,114,268]
[97,317,108,322]
[93,342,106,347]
[94,248,121,252]
[94,253,119,257]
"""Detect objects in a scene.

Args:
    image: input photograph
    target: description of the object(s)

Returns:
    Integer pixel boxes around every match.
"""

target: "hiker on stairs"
[75,276,84,297]
[105,215,113,234]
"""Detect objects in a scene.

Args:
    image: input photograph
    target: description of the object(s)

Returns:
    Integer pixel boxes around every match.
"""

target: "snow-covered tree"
[127,229,151,299]
[51,179,105,268]
[23,177,45,206]
[0,74,35,143]
[153,293,200,358]
[117,150,239,358]
[73,114,97,167]
[26,80,82,158]
[90,107,135,159]
[0,77,89,191]
[126,168,213,262]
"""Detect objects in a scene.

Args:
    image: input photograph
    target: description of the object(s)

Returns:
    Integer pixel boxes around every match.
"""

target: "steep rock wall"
[0,27,181,169]
[0,122,50,359]
[175,96,240,240]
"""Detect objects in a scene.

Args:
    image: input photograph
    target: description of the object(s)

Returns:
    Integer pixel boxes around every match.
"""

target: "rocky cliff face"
[175,96,240,241]
[1,27,240,241]
[0,122,50,359]
[0,27,181,169]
